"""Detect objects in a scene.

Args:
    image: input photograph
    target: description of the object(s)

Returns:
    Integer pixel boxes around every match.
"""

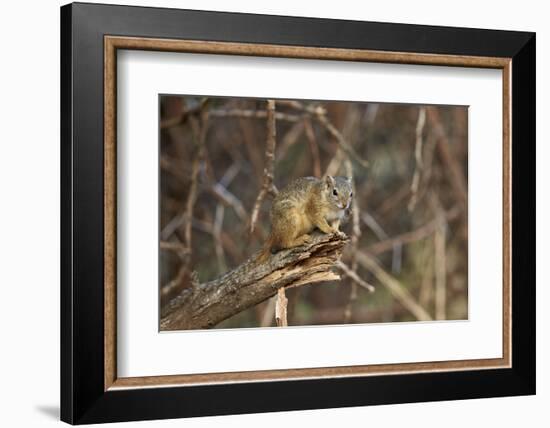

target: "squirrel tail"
[255,235,275,264]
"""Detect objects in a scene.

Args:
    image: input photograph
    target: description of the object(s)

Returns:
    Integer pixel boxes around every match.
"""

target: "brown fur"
[257,175,353,262]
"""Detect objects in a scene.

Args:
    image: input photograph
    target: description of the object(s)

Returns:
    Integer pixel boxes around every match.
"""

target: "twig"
[249,99,278,234]
[336,261,375,293]
[275,288,289,327]
[160,214,183,241]
[408,107,427,212]
[219,162,241,187]
[361,211,389,241]
[355,251,432,321]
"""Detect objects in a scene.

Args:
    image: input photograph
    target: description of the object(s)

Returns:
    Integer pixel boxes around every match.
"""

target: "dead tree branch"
[275,288,289,327]
[160,232,349,330]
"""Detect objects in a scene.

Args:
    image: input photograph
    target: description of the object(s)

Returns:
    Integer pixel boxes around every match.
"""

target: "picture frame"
[60,2,535,424]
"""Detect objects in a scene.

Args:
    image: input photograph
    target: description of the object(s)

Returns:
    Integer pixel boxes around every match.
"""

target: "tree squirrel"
[258,175,353,262]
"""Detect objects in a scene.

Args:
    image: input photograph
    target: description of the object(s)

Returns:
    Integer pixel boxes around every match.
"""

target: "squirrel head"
[322,175,353,210]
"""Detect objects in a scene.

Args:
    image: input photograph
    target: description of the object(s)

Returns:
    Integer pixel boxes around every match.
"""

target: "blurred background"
[159,95,468,329]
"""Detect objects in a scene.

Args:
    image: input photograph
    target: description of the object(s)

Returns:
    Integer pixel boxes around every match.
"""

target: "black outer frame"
[60,2,535,424]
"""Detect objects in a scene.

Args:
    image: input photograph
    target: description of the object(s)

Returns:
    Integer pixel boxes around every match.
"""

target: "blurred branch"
[279,100,369,169]
[365,205,461,255]
[160,103,202,129]
[343,158,363,321]
[250,99,278,234]
[325,148,345,177]
[336,261,375,293]
[160,155,187,182]
[376,183,410,217]
[355,251,432,321]
[408,107,427,211]
[431,195,447,320]
[183,112,208,255]
[304,118,322,177]
[361,211,389,241]
[213,204,228,274]
[316,113,369,170]
[162,105,208,298]
[210,108,302,122]
[277,121,305,160]
[161,106,302,129]
[426,107,468,206]
[209,183,248,222]
[160,240,189,259]
[161,232,349,330]
[191,216,244,263]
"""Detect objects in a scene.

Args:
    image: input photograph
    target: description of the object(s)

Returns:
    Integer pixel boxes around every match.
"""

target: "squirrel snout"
[339,199,350,210]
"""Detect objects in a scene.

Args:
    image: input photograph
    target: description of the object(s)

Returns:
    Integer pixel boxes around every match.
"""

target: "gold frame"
[104,35,512,391]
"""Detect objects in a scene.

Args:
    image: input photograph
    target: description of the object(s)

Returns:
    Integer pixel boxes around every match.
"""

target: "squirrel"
[257,175,353,263]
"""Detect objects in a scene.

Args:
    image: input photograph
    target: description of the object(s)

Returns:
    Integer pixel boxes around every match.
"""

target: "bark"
[160,232,348,330]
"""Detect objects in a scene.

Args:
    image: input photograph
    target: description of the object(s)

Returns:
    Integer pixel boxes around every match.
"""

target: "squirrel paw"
[297,234,313,246]
[333,230,347,239]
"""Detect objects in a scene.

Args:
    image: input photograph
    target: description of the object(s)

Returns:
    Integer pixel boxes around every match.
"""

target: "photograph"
[158,95,468,331]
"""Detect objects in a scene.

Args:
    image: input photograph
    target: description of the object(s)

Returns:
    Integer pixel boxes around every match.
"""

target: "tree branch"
[160,232,349,330]
[275,288,289,327]
[250,99,278,234]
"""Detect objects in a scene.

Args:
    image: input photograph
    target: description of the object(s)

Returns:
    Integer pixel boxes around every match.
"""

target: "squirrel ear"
[324,175,335,188]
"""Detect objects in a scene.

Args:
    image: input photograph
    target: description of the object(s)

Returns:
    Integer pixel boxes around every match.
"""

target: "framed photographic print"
[60,2,536,424]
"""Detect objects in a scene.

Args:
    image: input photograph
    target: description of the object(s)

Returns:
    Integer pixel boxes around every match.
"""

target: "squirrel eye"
[332,189,338,196]
[350,192,353,197]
